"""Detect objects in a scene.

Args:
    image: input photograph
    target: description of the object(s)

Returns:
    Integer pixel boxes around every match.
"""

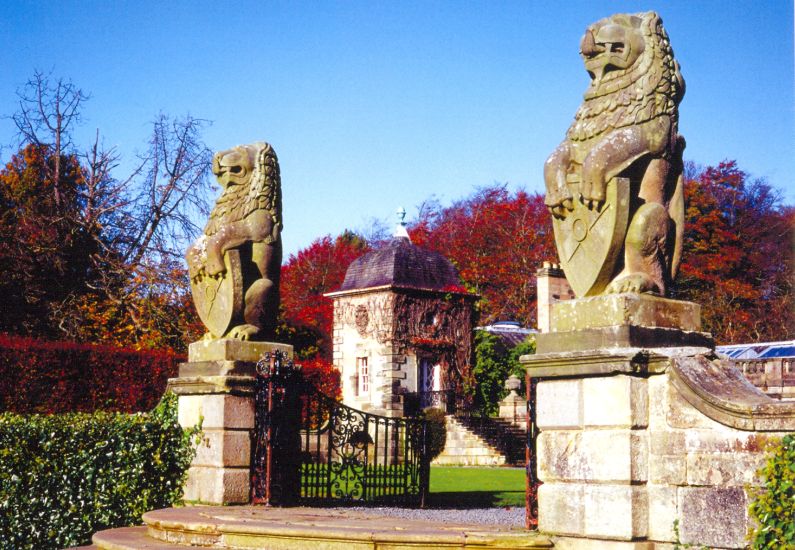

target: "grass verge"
[428,466,526,508]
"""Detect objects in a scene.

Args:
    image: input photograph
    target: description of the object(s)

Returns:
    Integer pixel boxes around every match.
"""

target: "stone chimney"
[536,262,575,333]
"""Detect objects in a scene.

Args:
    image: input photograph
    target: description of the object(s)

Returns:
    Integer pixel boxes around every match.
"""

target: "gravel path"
[327,506,526,527]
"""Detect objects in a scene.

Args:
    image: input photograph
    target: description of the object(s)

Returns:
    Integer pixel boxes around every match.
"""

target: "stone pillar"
[169,339,292,505]
[523,293,712,548]
[535,262,575,333]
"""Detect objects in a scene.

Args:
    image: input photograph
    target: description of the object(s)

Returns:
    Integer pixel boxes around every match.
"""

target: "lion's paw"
[606,273,660,295]
[205,254,227,277]
[546,197,575,219]
[228,324,260,341]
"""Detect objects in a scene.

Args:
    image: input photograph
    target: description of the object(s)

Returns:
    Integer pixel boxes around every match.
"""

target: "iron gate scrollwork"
[251,351,430,507]
[526,374,539,529]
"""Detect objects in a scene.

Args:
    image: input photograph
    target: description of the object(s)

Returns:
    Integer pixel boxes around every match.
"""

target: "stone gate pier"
[170,339,293,505]
[523,294,795,549]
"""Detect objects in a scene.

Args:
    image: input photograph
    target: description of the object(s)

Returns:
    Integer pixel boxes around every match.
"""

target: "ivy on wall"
[748,434,795,548]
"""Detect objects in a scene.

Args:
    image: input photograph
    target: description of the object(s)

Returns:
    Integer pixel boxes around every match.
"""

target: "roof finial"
[393,206,411,241]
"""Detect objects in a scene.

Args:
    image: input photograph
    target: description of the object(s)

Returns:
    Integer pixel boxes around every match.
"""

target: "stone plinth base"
[169,339,293,505]
[188,338,293,363]
[549,293,702,333]
[537,294,712,354]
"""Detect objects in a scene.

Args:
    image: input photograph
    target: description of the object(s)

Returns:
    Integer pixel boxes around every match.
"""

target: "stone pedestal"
[523,294,795,549]
[169,339,293,505]
[526,348,664,547]
[525,295,700,546]
[499,375,528,428]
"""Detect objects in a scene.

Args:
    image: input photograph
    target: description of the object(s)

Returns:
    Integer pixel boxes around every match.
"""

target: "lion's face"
[212,145,256,189]
[580,15,645,83]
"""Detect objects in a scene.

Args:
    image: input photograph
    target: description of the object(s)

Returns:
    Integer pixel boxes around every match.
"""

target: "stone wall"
[527,348,795,549]
[332,290,405,416]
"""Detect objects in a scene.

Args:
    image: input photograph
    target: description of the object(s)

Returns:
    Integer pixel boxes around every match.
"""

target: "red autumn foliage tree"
[279,231,369,360]
[409,185,556,328]
[0,144,102,337]
[277,231,369,397]
[673,161,794,344]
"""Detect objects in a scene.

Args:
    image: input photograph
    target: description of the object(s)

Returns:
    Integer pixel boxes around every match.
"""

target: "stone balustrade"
[731,357,795,400]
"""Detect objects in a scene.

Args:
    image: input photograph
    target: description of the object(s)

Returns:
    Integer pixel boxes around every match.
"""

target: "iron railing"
[251,351,430,507]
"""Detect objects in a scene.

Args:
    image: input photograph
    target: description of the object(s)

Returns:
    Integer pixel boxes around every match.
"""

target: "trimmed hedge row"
[0,333,183,413]
[749,433,795,548]
[0,392,199,549]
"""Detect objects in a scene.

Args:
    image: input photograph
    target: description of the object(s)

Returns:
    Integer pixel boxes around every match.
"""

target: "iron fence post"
[264,357,273,506]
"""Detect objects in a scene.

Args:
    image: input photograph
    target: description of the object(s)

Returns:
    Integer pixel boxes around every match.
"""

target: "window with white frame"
[356,357,369,396]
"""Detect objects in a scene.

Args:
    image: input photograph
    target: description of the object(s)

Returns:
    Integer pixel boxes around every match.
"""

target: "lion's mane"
[204,142,282,243]
[567,12,685,144]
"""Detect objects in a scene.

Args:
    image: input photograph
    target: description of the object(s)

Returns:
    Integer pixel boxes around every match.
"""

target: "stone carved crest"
[544,12,685,297]
[186,142,282,340]
[335,295,393,344]
[354,305,370,336]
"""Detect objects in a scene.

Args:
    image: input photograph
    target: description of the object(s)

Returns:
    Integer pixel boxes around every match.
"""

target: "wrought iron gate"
[251,351,430,507]
[526,375,539,529]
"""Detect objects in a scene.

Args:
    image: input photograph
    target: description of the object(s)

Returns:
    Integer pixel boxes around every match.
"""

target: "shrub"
[0,333,183,413]
[748,433,795,548]
[0,392,199,549]
[469,332,535,416]
[421,407,447,460]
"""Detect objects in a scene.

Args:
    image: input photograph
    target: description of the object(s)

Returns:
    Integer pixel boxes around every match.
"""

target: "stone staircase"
[432,415,526,466]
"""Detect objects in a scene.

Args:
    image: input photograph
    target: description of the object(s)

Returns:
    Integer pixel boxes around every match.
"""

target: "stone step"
[435,449,500,459]
[92,526,187,550]
[433,455,506,466]
[92,506,552,549]
[449,416,526,465]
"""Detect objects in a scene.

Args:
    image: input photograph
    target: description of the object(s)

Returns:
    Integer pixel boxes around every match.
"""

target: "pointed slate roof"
[338,236,463,293]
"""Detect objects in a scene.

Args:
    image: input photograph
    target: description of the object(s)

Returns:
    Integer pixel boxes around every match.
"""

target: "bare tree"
[11,71,89,209]
[122,113,212,268]
[65,114,213,345]
[4,72,214,348]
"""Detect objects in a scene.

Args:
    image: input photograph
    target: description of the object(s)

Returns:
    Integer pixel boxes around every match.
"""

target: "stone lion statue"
[186,142,282,340]
[545,11,685,296]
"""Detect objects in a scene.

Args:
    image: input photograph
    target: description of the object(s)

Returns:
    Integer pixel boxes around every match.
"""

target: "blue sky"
[1,1,793,258]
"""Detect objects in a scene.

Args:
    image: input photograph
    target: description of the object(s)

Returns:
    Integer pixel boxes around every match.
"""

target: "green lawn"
[428,466,526,508]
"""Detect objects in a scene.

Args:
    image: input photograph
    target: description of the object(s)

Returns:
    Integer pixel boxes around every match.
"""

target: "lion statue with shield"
[544,11,685,297]
[186,142,282,340]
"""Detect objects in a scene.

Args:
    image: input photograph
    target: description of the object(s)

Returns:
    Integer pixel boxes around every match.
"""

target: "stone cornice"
[522,347,710,379]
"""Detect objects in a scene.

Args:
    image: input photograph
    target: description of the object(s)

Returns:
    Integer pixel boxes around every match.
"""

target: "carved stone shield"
[190,249,245,338]
[552,177,630,297]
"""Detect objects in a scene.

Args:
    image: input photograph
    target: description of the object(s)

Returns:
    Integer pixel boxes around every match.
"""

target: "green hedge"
[749,433,795,548]
[421,407,447,460]
[0,392,199,549]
